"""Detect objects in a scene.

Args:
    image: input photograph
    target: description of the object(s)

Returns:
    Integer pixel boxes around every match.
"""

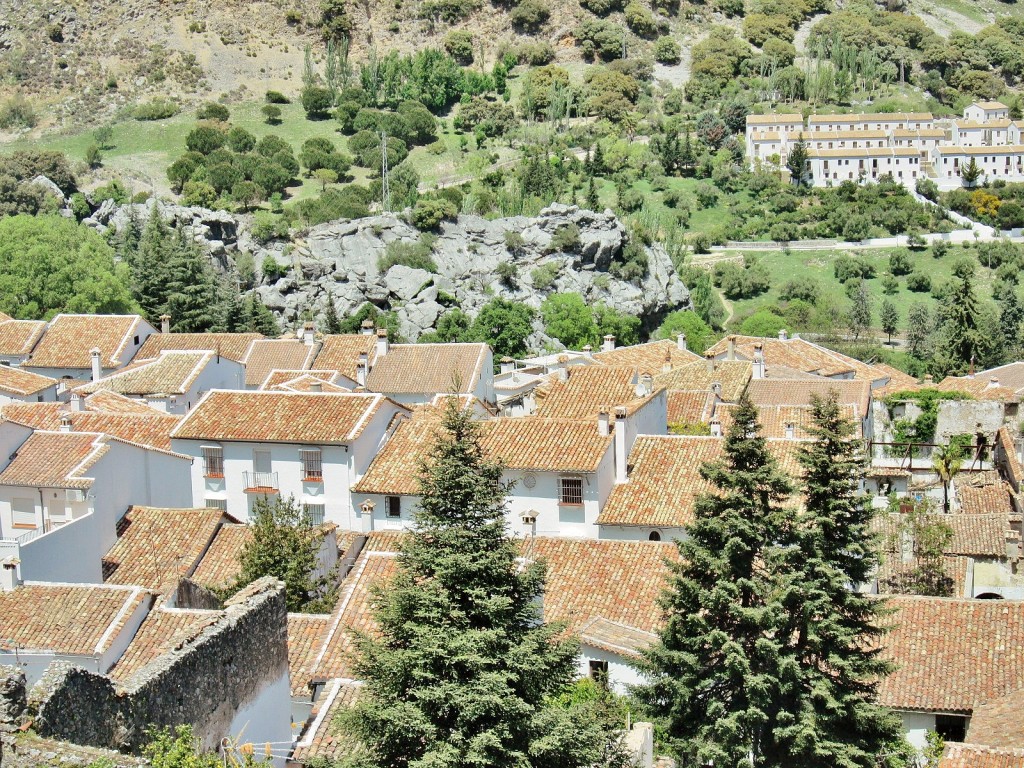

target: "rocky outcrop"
[91,201,691,346]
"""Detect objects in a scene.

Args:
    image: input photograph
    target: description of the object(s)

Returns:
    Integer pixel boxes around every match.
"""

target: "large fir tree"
[164,229,223,332]
[634,393,795,767]
[342,399,606,768]
[769,393,902,767]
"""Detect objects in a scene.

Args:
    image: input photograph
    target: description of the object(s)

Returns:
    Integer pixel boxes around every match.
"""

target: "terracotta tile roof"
[0,320,46,356]
[878,596,1024,713]
[958,480,1015,516]
[243,339,318,387]
[136,332,263,364]
[0,583,152,656]
[998,427,1024,491]
[578,617,657,657]
[935,375,1021,402]
[28,314,149,369]
[74,351,214,396]
[598,435,802,528]
[808,112,933,123]
[0,366,56,397]
[940,744,1024,768]
[593,340,702,375]
[288,613,332,696]
[0,311,10,321]
[705,336,883,381]
[274,373,351,393]
[172,391,403,444]
[365,343,489,396]
[2,402,181,451]
[313,335,378,381]
[261,369,350,391]
[190,523,251,590]
[874,363,920,391]
[655,360,751,402]
[102,507,229,590]
[965,689,1024,751]
[666,390,716,426]
[977,363,1024,393]
[351,411,435,495]
[717,403,863,439]
[83,391,167,414]
[746,113,803,125]
[875,555,971,598]
[0,430,108,489]
[875,513,1009,558]
[292,679,362,763]
[535,366,659,421]
[107,607,219,684]
[746,378,872,418]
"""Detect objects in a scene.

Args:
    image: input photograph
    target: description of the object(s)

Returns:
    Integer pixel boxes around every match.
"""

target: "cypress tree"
[787,134,809,186]
[769,393,902,767]
[342,399,605,768]
[323,298,342,334]
[939,258,985,375]
[634,394,795,767]
[242,296,280,336]
[131,210,174,323]
[164,229,222,332]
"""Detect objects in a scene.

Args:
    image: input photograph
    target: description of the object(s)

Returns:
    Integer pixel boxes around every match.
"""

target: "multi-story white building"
[933,145,1024,182]
[805,146,922,186]
[964,100,1010,122]
[806,112,934,133]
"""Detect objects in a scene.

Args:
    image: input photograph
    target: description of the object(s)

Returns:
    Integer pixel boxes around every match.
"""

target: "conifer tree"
[769,393,902,766]
[164,229,223,332]
[242,296,280,336]
[787,135,809,186]
[323,298,342,334]
[680,127,695,177]
[342,399,607,768]
[131,210,174,322]
[591,141,606,176]
[634,394,795,767]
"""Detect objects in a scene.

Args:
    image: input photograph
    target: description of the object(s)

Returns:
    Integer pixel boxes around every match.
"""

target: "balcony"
[243,471,279,494]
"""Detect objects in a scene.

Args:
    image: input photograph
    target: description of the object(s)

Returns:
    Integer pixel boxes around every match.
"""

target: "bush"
[889,250,912,276]
[654,36,681,64]
[444,30,474,64]
[196,102,230,121]
[252,211,290,243]
[378,237,439,272]
[0,95,38,130]
[739,309,787,337]
[265,90,290,104]
[624,1,659,37]
[496,261,519,287]
[227,126,257,153]
[301,86,334,119]
[262,254,287,281]
[906,271,931,292]
[411,198,457,230]
[833,255,875,282]
[713,259,771,299]
[185,124,226,154]
[132,99,179,120]
[531,262,560,290]
[779,275,820,303]
[510,0,549,30]
[261,104,282,124]
[580,0,623,14]
[549,223,582,253]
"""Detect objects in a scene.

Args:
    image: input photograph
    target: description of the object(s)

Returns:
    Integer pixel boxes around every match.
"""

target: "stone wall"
[15,578,287,754]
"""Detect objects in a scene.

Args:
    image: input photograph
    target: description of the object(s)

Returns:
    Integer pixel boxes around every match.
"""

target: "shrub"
[444,30,475,64]
[889,250,912,276]
[906,271,931,292]
[132,99,179,120]
[504,230,526,255]
[196,102,230,121]
[624,1,659,37]
[411,198,457,230]
[881,273,899,295]
[0,95,38,130]
[251,211,290,243]
[931,240,950,259]
[68,192,90,220]
[510,0,549,30]
[185,124,226,154]
[496,261,519,287]
[261,104,282,124]
[833,255,875,282]
[549,223,581,253]
[265,90,290,104]
[531,262,560,290]
[779,275,820,303]
[654,36,681,64]
[618,188,644,213]
[378,238,439,272]
[580,0,623,15]
[181,181,217,207]
[262,254,287,281]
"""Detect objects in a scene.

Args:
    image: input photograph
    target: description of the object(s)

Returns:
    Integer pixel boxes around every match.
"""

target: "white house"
[22,314,157,383]
[801,130,890,151]
[744,114,803,159]
[964,100,1010,123]
[170,390,411,526]
[805,146,922,186]
[807,112,933,132]
[0,366,58,406]
[933,145,1024,182]
[72,350,245,414]
[0,318,46,365]
[889,128,946,151]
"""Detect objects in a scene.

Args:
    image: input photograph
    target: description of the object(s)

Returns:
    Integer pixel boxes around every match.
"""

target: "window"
[133,335,140,345]
[386,496,401,518]
[934,715,967,743]
[558,477,584,506]
[202,446,224,477]
[300,448,323,481]
[205,498,228,511]
[588,659,609,685]
[648,531,662,542]
[303,503,325,526]
[12,498,35,528]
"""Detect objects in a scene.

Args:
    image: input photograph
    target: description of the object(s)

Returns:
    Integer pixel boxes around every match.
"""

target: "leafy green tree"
[880,299,899,344]
[0,215,137,318]
[542,292,598,349]
[143,725,220,768]
[469,297,536,358]
[262,104,282,124]
[594,303,641,346]
[635,393,795,766]
[770,393,903,766]
[654,310,715,353]
[234,495,335,613]
[848,279,872,341]
[185,124,226,154]
[933,444,964,515]
[302,86,335,119]
[341,399,598,767]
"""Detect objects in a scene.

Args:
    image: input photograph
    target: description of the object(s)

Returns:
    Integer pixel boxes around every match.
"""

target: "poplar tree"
[769,393,902,767]
[343,399,607,768]
[634,394,795,767]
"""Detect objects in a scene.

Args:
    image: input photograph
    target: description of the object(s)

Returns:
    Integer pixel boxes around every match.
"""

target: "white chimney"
[360,319,375,335]
[598,408,610,437]
[662,349,672,374]
[710,417,723,437]
[70,392,85,412]
[753,343,765,380]
[309,380,323,392]
[988,377,1001,390]
[303,321,315,346]
[0,558,20,592]
[90,347,102,381]
[500,357,515,375]
[727,335,736,361]
[160,314,171,334]
[705,353,715,374]
[558,366,569,383]
[356,360,367,387]
[677,333,687,351]
[636,373,653,397]
[375,328,389,358]
[778,329,788,341]
[582,345,593,358]
[712,381,722,397]
[602,334,616,352]
[59,414,73,432]
[785,422,796,439]
[614,406,628,484]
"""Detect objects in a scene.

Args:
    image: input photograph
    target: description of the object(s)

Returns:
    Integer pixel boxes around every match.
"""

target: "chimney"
[602,334,616,352]
[710,416,722,437]
[778,329,788,341]
[705,352,715,374]
[677,333,687,351]
[637,373,653,397]
[558,366,569,383]
[613,406,628,484]
[712,381,722,397]
[752,343,765,380]
[582,345,593,358]
[375,328,389,359]
[360,319,375,335]
[988,377,1001,390]
[70,392,84,412]
[356,360,367,387]
[160,314,171,334]
[598,408,610,437]
[499,357,515,375]
[785,422,796,439]
[662,348,672,374]
[303,321,315,346]
[727,335,736,361]
[923,374,934,385]
[968,356,976,378]
[0,558,20,593]
[90,347,102,382]
[59,414,73,432]
[309,380,323,392]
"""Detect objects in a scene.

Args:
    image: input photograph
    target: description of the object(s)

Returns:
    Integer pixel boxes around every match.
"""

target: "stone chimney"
[778,329,789,341]
[923,374,934,385]
[303,321,315,346]
[705,352,715,374]
[614,406,628,484]
[677,333,687,351]
[59,414,73,432]
[90,348,102,382]
[0,557,20,593]
[710,417,722,437]
[360,319,375,335]
[499,357,515,375]
[598,408,610,437]
[785,422,796,439]
[309,380,323,392]
[375,328,389,359]
[752,343,766,380]
[602,334,616,352]
[160,314,171,334]
[582,345,593,358]
[727,335,736,361]
[356,360,367,387]
[70,392,84,412]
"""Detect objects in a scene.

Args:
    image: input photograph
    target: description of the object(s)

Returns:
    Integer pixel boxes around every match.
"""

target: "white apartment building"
[805,147,922,186]
[806,112,934,132]
[933,145,1024,182]
[964,100,1010,122]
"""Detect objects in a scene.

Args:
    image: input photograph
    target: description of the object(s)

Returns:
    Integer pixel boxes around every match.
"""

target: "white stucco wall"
[227,672,294,767]
[899,711,936,753]
[577,646,646,696]
[17,512,105,583]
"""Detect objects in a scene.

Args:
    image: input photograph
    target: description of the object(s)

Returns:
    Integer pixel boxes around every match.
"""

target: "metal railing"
[243,471,279,492]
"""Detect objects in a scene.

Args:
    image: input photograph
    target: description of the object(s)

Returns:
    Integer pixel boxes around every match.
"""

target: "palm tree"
[933,444,964,514]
